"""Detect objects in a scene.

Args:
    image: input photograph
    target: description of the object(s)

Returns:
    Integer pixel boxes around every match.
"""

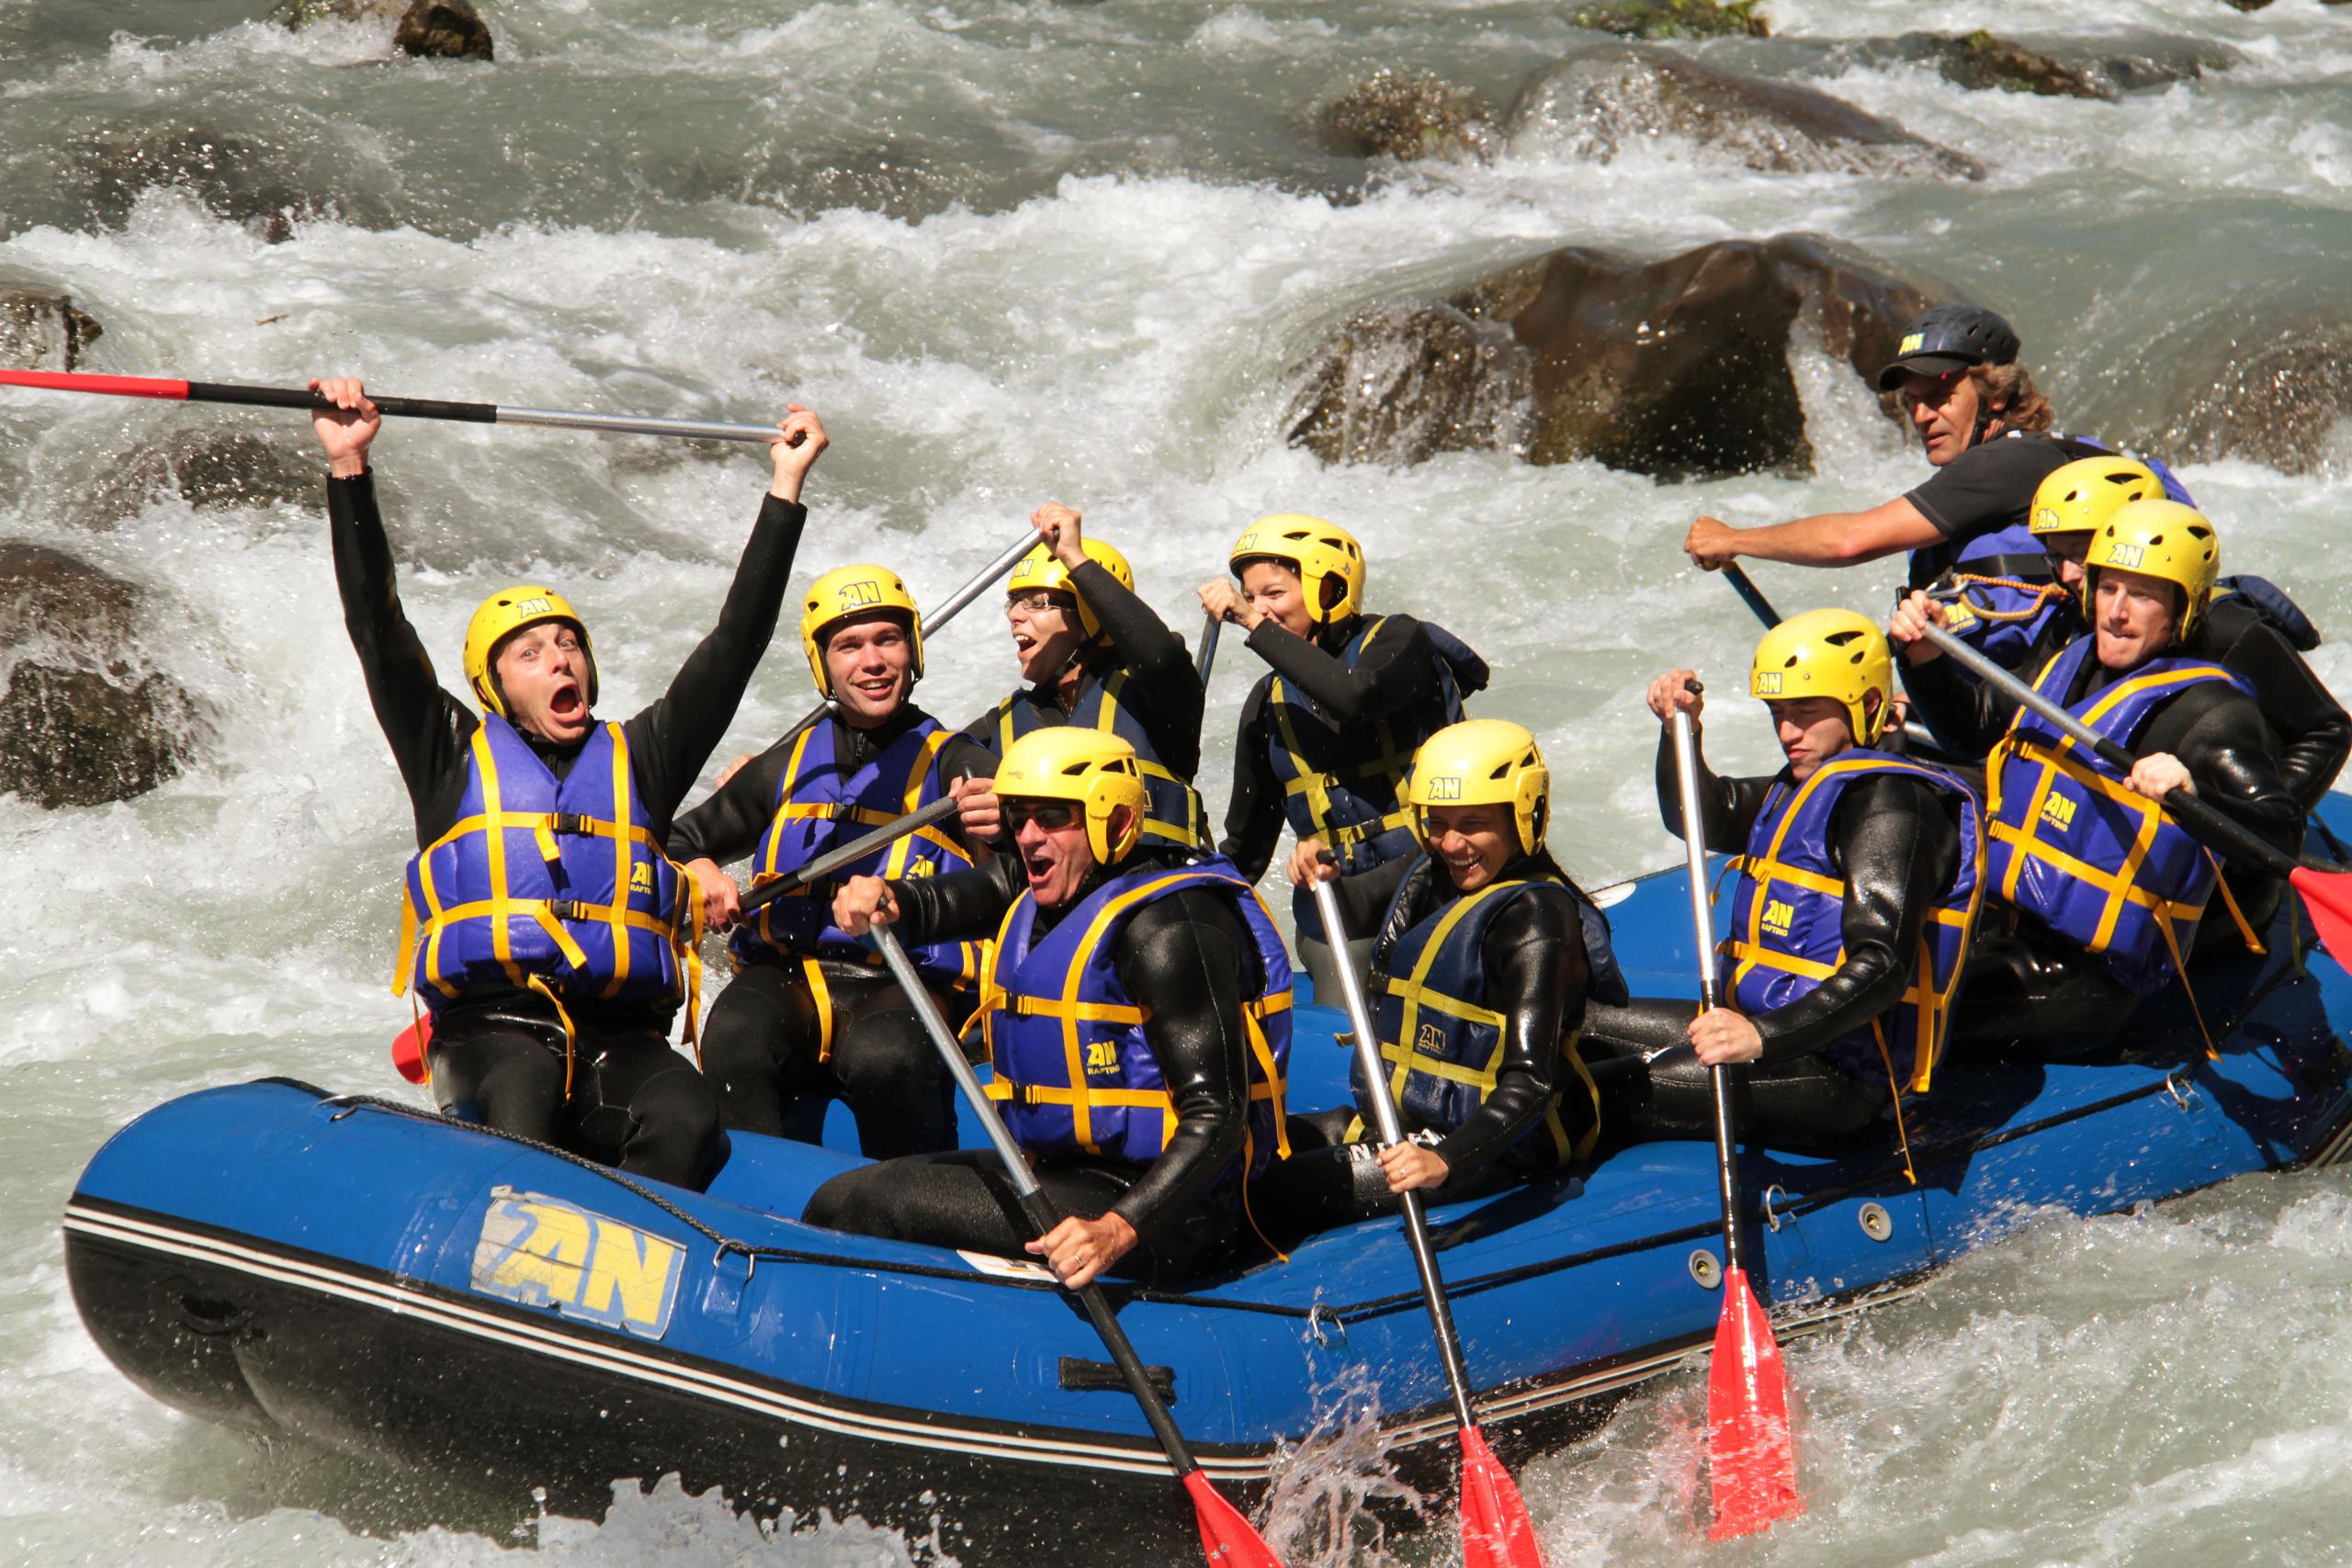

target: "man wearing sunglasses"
[1680,305,2190,677]
[956,502,1207,857]
[807,728,1293,1289]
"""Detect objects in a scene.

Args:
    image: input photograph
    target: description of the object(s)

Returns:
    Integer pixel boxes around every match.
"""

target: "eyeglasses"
[1004,591,1069,617]
[1002,799,1080,834]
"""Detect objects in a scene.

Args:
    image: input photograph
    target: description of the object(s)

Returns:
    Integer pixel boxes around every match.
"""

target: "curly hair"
[1970,363,2053,433]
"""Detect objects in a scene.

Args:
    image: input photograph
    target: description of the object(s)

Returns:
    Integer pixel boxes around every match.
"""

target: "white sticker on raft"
[957,1249,1057,1281]
[471,1186,685,1339]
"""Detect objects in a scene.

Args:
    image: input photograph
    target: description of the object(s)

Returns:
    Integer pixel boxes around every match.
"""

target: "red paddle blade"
[391,1014,434,1084]
[1181,1469,1286,1568]
[0,368,192,400]
[1458,1424,1546,1568]
[2290,865,2352,973]
[1705,1267,1802,1541]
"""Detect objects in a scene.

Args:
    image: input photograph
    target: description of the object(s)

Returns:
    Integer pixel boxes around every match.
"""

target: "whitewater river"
[5,0,2352,1562]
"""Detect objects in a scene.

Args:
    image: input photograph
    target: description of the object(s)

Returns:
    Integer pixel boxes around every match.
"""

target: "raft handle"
[1761,1185,1788,1232]
[1059,1356,1176,1404]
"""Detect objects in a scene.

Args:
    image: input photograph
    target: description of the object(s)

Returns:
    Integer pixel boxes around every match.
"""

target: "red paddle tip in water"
[1457,1424,1548,1568]
[1181,1470,1287,1568]
[1706,1267,1803,1541]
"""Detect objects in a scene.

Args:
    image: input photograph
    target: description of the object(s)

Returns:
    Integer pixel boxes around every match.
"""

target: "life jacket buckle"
[549,812,594,837]
[548,898,593,922]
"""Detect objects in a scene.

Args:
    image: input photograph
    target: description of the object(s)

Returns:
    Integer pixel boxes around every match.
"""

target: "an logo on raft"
[1761,897,1795,938]
[470,1188,685,1339]
[2041,793,2078,832]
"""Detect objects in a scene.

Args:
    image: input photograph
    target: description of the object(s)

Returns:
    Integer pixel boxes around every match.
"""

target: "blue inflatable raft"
[62,804,2352,1562]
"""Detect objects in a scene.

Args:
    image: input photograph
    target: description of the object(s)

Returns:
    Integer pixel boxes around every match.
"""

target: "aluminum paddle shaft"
[1668,707,1742,1274]
[1307,873,1547,1567]
[868,926,1290,1568]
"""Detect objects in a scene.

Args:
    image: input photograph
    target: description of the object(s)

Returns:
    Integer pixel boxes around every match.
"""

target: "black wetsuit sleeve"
[666,731,794,866]
[883,855,1024,947]
[1243,612,1438,726]
[1218,682,1288,882]
[1071,559,1203,777]
[1649,724,1771,854]
[1903,435,2066,541]
[1899,649,2020,758]
[1329,855,1412,937]
[1106,888,1261,1241]
[329,470,479,847]
[1430,885,1587,1178]
[2213,615,2351,813]
[617,492,807,833]
[937,733,998,785]
[2140,682,2301,863]
[1752,773,1959,1063]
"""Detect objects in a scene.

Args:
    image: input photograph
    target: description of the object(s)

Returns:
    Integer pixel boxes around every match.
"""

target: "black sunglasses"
[1002,799,1080,834]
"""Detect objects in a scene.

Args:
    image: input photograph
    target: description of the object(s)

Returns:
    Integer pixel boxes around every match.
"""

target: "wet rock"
[2149,321,2352,478]
[2215,0,2273,11]
[1286,235,1935,480]
[1509,44,1983,181]
[1571,0,1769,41]
[0,292,102,371]
[1824,32,2235,96]
[0,544,205,809]
[277,0,405,28]
[74,425,319,524]
[61,124,379,243]
[1933,31,2113,100]
[1313,69,1496,163]
[394,0,493,62]
[1285,305,1532,466]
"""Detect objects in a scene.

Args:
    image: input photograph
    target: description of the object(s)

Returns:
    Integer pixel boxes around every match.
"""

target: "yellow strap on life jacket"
[1267,618,1419,845]
[1378,882,1523,1107]
[1990,739,2211,952]
[803,955,835,1063]
[1095,671,1204,849]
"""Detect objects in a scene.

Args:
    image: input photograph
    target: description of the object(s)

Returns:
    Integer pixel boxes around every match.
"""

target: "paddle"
[0,367,802,446]
[1917,623,2352,965]
[1306,867,1546,1568]
[1196,611,1223,686]
[735,795,960,919]
[1668,690,1804,1540]
[868,924,1287,1568]
[1718,563,1783,629]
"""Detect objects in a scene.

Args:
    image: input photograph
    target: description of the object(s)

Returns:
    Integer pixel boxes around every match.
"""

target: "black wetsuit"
[666,706,995,1156]
[963,558,1204,790]
[1581,734,1964,1146]
[1899,633,2301,1046]
[1262,851,1597,1240]
[1218,610,1457,883]
[1904,430,2101,565]
[334,470,804,1190]
[799,849,1268,1282]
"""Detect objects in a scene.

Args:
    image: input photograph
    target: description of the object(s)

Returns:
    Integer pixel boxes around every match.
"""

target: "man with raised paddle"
[313,374,826,1191]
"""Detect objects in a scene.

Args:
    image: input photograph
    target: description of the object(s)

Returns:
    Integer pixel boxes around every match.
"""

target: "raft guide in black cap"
[1877,304,2021,390]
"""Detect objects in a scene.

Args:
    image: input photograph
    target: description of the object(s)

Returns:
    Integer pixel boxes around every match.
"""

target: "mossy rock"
[1939,31,2113,100]
[394,0,494,61]
[1572,0,1770,42]
[1314,69,1496,162]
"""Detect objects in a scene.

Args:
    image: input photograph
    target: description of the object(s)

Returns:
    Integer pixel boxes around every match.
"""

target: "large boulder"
[61,124,387,243]
[1286,235,1938,480]
[2146,321,2352,478]
[1508,44,1983,181]
[1,291,102,370]
[394,0,494,61]
[0,544,207,809]
[72,424,320,525]
[1284,305,1532,466]
[1311,69,1496,163]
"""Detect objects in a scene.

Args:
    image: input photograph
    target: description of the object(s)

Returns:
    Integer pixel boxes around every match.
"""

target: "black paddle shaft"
[734,795,961,919]
[1721,564,1782,630]
[187,379,498,423]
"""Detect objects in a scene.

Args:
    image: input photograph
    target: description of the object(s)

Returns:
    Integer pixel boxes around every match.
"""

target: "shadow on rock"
[0,543,210,808]
[1508,43,1983,180]
[1286,236,1936,480]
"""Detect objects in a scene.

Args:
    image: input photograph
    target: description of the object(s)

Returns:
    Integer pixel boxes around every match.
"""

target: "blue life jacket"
[981,666,1206,855]
[397,716,700,1037]
[1987,638,2249,996]
[1263,614,1487,931]
[978,858,1293,1179]
[1722,750,1984,1091]
[1361,863,1605,1176]
[735,715,980,994]
[2213,574,2322,652]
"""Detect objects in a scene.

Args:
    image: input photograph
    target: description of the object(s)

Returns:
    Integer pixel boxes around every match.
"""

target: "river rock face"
[0,544,206,809]
[394,0,494,61]
[73,426,321,525]
[1933,31,2112,99]
[1509,44,1984,180]
[62,125,381,242]
[1569,0,1770,40]
[1,292,102,370]
[1313,69,1496,162]
[1287,235,1934,480]
[2150,322,2352,477]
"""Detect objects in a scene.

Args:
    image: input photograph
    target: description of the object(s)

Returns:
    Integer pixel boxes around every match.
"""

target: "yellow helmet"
[994,727,1148,866]
[2030,456,2163,540]
[463,585,595,720]
[1229,513,1365,626]
[2086,498,2220,640]
[800,564,922,698]
[1749,607,1893,747]
[1005,537,1134,640]
[1405,718,1550,855]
